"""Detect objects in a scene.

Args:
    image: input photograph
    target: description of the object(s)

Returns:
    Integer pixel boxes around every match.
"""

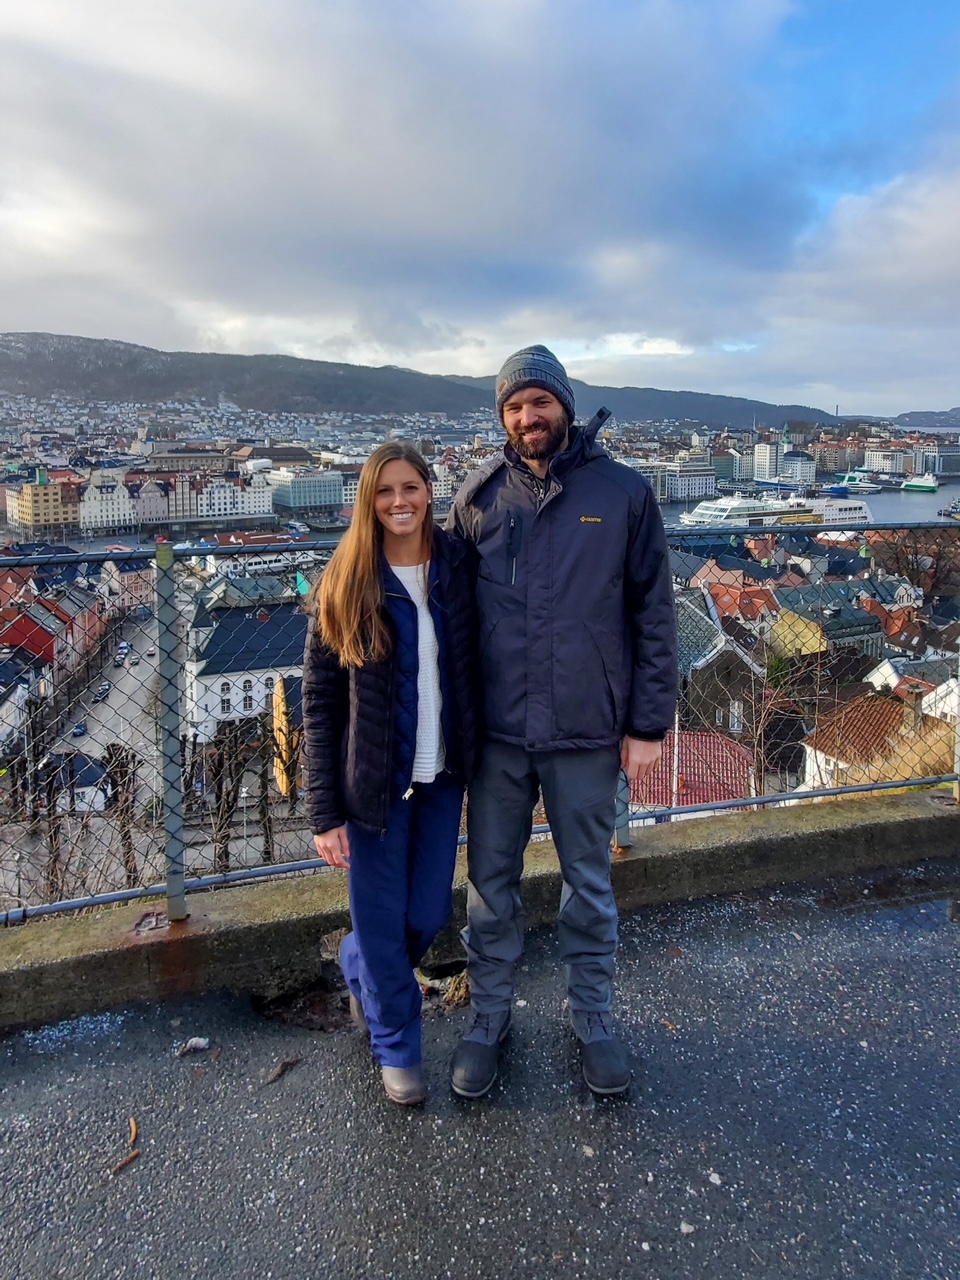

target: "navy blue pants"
[340,774,464,1068]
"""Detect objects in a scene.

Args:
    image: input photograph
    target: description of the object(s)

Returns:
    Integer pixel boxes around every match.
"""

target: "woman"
[302,441,479,1105]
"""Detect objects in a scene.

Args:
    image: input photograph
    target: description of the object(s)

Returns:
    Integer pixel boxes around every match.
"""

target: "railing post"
[155,542,188,921]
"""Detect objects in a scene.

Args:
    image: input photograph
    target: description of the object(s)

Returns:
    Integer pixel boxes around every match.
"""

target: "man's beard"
[508,415,568,461]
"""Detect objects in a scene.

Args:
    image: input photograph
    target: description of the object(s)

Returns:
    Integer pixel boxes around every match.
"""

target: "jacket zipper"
[388,570,439,803]
[506,515,518,584]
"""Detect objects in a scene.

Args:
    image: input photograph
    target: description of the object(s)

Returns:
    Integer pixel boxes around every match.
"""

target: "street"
[2,861,958,1279]
[54,614,162,801]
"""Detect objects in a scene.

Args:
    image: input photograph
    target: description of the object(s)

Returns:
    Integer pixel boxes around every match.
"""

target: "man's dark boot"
[450,1009,511,1099]
[573,1011,630,1095]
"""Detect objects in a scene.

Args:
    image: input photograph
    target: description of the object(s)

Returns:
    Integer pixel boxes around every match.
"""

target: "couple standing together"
[302,346,678,1106]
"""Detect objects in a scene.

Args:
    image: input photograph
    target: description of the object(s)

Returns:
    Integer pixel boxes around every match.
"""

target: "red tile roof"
[707,584,778,622]
[631,730,755,809]
[802,692,910,764]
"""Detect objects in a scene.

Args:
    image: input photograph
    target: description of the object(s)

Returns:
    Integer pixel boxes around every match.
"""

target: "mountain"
[895,409,960,430]
[0,333,489,417]
[0,331,837,427]
[446,373,837,429]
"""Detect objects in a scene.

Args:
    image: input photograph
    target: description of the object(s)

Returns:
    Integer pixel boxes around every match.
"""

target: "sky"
[2,0,960,417]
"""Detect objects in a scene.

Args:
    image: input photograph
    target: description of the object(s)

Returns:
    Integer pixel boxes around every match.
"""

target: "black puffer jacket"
[448,418,677,749]
[301,528,481,835]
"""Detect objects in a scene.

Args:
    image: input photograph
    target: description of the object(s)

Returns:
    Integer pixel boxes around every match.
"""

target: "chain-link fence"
[2,518,959,923]
[0,540,332,924]
[614,517,960,840]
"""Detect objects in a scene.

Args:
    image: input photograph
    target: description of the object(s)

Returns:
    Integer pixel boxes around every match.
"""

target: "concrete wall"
[2,791,959,1030]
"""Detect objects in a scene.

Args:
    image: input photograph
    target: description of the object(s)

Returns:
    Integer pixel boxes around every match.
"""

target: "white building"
[781,449,816,486]
[79,470,135,536]
[184,601,309,742]
[196,472,272,522]
[729,448,755,482]
[643,460,716,502]
[753,443,781,481]
[912,444,960,477]
[431,467,457,501]
[266,467,343,516]
[863,448,908,475]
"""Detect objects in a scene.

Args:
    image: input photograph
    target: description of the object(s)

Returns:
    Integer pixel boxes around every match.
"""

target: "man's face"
[501,387,569,462]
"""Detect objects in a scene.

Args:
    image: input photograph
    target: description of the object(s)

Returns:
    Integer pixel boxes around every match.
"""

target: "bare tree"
[256,714,275,864]
[867,525,960,600]
[180,731,202,818]
[43,761,64,902]
[104,743,140,888]
[206,722,245,874]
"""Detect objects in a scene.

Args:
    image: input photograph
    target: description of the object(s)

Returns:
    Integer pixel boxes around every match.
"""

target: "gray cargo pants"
[463,741,621,1016]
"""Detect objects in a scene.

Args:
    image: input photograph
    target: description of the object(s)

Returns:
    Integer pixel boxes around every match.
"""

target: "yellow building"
[770,596,884,661]
[5,476,81,540]
[770,607,826,658]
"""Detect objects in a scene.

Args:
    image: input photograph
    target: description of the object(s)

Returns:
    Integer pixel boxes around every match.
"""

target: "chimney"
[901,683,924,733]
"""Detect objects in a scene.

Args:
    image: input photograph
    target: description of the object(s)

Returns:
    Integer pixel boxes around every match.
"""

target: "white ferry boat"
[825,471,883,495]
[677,493,873,528]
[901,473,939,493]
[755,474,815,493]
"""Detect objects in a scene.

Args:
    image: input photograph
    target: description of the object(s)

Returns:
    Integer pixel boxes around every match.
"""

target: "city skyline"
[2,2,960,416]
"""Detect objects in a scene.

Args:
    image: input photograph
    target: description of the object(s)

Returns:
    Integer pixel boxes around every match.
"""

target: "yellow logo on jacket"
[580,516,603,523]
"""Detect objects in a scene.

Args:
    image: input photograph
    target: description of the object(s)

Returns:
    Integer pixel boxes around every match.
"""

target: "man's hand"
[313,827,351,868]
[621,735,662,784]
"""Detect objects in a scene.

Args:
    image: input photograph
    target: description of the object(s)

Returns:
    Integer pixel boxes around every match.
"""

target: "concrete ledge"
[2,791,959,1030]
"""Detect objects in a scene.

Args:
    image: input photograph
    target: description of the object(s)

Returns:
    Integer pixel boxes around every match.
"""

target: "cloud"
[0,0,958,414]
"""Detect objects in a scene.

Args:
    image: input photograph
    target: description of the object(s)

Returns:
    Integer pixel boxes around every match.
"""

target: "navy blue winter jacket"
[301,528,481,835]
[448,418,678,749]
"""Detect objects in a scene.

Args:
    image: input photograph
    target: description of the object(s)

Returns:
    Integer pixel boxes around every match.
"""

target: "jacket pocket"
[551,621,625,741]
[476,511,521,587]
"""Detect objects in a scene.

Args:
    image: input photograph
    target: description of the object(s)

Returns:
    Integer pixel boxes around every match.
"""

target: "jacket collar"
[381,527,455,598]
[503,424,596,485]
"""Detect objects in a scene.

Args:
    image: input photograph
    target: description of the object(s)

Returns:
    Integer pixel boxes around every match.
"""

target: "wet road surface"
[3,859,959,1279]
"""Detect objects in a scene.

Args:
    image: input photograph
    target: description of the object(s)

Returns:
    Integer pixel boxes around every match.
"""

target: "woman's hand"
[313,827,351,868]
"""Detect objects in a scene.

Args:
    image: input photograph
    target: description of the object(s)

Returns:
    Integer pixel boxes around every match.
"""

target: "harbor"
[665,483,958,528]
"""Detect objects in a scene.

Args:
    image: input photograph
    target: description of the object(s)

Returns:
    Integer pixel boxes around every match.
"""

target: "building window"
[220,682,231,715]
[264,676,274,705]
[242,679,254,712]
[715,708,724,726]
[729,699,744,734]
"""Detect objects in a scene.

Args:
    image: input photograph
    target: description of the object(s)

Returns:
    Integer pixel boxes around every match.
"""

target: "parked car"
[72,720,88,737]
[146,645,157,656]
[113,655,125,668]
[130,655,141,665]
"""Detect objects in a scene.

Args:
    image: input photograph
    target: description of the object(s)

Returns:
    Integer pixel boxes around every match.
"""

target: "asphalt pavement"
[2,859,959,1280]
[56,616,159,767]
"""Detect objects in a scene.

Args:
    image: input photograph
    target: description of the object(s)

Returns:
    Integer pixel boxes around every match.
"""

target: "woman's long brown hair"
[313,441,434,667]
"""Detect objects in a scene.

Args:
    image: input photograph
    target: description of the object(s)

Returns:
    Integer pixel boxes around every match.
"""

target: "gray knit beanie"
[495,345,576,424]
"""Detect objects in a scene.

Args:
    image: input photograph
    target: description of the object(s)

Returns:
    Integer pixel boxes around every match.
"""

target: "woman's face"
[373,459,432,547]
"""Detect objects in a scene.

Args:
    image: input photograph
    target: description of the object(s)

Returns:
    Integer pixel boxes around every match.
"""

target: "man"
[447,345,677,1098]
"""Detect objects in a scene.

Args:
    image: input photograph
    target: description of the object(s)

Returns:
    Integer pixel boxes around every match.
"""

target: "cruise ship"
[677,493,873,528]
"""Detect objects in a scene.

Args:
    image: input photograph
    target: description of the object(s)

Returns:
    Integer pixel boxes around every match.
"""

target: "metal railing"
[2,514,959,925]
